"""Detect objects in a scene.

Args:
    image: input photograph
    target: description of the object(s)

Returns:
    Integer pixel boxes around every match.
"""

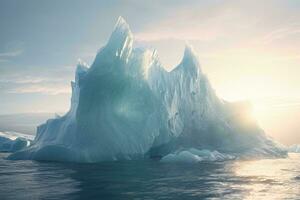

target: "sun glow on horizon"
[187,47,300,145]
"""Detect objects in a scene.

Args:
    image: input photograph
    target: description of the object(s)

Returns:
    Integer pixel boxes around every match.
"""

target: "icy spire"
[113,16,132,35]
[106,16,133,61]
[173,44,201,75]
[183,44,196,61]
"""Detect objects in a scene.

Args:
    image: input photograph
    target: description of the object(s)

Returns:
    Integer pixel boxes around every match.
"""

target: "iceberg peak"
[114,16,130,33]
[109,16,133,43]
[183,44,196,60]
[172,44,201,75]
[106,16,133,60]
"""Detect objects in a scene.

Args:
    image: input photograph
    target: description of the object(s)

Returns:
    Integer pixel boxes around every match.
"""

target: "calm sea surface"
[0,153,300,200]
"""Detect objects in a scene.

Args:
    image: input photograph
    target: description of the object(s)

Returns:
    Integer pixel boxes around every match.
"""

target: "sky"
[0,0,300,144]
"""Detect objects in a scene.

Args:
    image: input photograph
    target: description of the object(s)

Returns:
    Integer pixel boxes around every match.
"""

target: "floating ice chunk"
[189,148,236,161]
[161,149,235,163]
[0,132,31,152]
[161,150,203,163]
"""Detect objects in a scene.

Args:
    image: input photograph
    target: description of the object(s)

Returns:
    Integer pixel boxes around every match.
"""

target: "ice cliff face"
[9,17,286,162]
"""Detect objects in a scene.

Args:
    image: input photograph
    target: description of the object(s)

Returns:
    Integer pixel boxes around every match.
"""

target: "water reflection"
[0,153,300,199]
[234,153,300,200]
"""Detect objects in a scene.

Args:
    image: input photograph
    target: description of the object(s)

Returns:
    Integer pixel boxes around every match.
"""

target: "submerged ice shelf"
[9,17,286,162]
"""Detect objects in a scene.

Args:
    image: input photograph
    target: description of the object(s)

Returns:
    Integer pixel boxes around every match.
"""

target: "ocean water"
[0,153,300,200]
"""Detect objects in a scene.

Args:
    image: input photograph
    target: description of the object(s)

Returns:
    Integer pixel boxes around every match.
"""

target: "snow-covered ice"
[9,17,286,162]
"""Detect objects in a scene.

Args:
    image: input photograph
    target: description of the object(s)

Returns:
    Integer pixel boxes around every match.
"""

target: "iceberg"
[288,144,300,153]
[9,17,286,162]
[0,131,32,152]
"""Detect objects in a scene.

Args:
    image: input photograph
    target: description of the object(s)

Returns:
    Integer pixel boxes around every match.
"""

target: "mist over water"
[1,153,300,200]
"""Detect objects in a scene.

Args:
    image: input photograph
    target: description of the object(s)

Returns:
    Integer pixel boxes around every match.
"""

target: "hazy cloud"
[262,23,300,44]
[0,65,75,96]
[8,84,71,95]
[0,49,23,57]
